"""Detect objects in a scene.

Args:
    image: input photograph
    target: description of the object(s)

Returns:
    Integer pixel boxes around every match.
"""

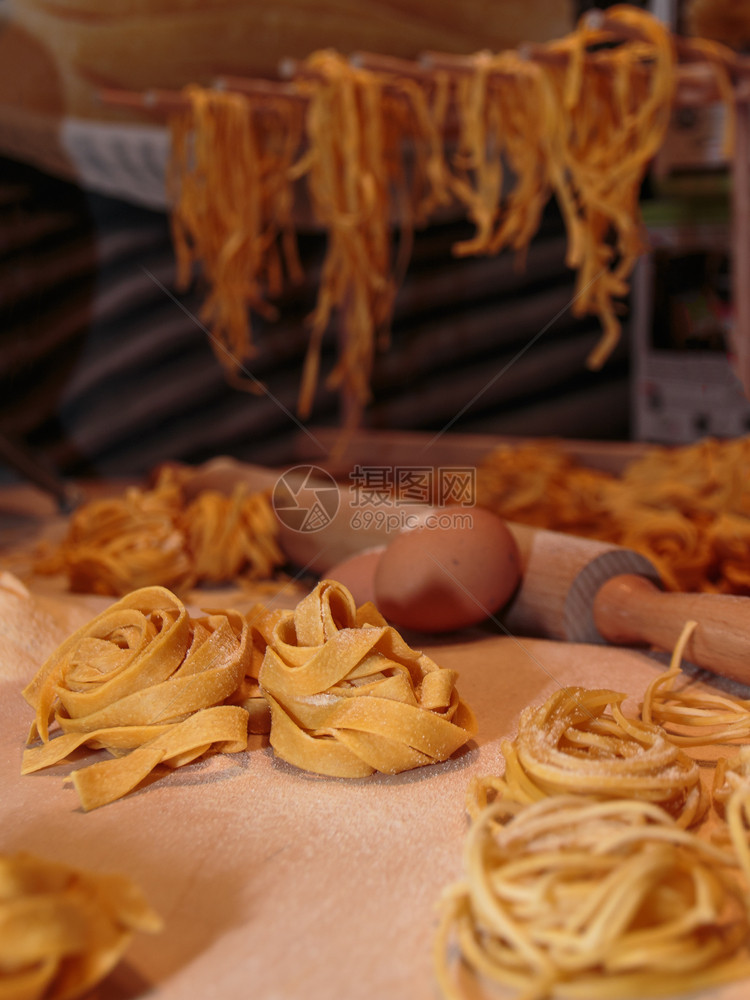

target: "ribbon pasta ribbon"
[258,579,476,777]
[21,586,253,810]
[0,851,161,1000]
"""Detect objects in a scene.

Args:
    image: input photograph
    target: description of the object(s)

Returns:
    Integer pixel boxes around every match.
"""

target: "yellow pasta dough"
[641,620,750,747]
[435,795,750,1000]
[0,851,161,1000]
[258,579,476,777]
[34,469,284,597]
[467,685,708,829]
[476,435,750,596]
[21,586,255,810]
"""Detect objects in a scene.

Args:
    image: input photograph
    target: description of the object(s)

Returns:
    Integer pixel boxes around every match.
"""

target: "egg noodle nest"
[0,851,162,1000]
[33,466,285,597]
[436,622,750,999]
[12,575,750,1000]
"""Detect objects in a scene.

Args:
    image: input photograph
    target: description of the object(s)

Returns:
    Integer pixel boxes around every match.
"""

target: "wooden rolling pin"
[177,457,750,686]
[504,523,750,687]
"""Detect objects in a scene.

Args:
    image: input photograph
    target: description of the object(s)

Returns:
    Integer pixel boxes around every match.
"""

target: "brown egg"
[374,507,521,633]
[325,546,387,608]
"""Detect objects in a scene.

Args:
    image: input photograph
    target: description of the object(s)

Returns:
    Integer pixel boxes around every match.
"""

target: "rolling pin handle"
[593,573,750,688]
[592,574,665,645]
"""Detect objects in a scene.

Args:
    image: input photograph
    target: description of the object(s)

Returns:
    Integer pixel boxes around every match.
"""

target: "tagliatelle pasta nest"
[21,586,256,811]
[33,468,285,597]
[19,578,476,806]
[0,850,161,1000]
[476,435,750,596]
[467,685,708,829]
[258,579,476,777]
[434,795,750,1000]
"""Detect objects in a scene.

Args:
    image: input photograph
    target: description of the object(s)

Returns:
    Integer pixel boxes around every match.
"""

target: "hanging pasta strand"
[448,51,553,263]
[432,6,677,370]
[290,51,450,430]
[168,85,304,382]
[160,6,741,433]
[289,52,389,425]
[448,53,505,253]
[548,5,676,368]
[486,61,552,258]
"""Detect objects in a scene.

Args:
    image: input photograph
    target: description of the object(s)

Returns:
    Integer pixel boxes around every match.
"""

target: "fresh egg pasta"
[259,579,476,777]
[21,586,255,810]
[34,469,284,597]
[641,620,750,747]
[435,795,750,1000]
[476,435,750,596]
[0,851,161,1000]
[439,621,750,999]
[467,684,708,829]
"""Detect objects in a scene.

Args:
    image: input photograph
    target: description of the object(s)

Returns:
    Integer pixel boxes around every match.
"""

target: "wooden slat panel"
[0,157,631,483]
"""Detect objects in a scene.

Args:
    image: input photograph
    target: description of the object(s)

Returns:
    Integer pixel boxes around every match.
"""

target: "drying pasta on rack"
[98,5,750,433]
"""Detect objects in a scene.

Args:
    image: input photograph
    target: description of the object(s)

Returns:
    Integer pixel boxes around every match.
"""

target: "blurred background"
[0,0,748,484]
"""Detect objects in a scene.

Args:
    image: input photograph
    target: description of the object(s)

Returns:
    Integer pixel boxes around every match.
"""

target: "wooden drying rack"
[96,10,750,409]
